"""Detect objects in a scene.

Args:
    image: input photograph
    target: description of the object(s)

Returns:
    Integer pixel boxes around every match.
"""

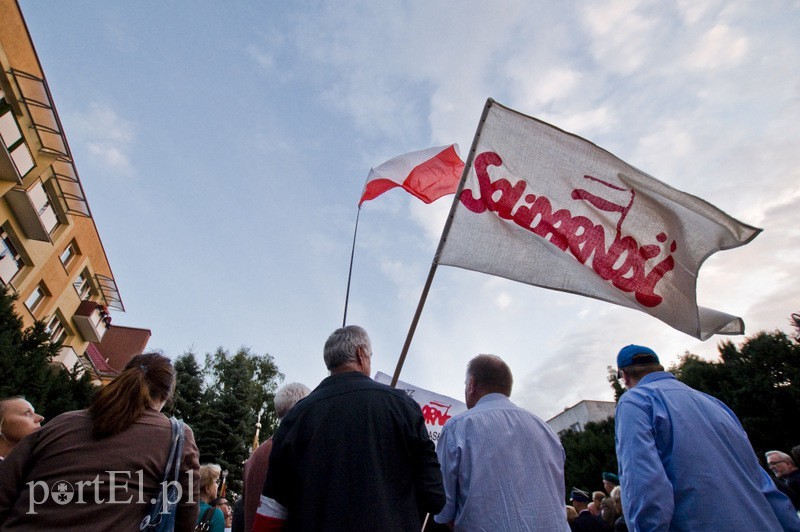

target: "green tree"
[170,346,283,495]
[171,352,204,423]
[561,418,617,499]
[607,365,625,401]
[0,285,95,421]
[676,330,800,458]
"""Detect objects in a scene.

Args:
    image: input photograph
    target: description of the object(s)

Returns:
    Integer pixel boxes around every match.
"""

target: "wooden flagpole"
[390,99,494,388]
[342,207,362,327]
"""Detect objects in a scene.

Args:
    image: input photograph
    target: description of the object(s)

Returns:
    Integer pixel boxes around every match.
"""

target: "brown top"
[242,437,273,532]
[0,409,200,531]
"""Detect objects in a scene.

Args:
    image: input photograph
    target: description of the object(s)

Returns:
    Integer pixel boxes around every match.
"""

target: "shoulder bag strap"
[161,417,182,483]
[168,418,185,484]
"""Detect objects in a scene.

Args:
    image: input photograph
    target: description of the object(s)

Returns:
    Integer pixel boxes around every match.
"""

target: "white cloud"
[506,66,582,108]
[246,44,276,71]
[540,106,617,138]
[494,291,513,310]
[675,0,723,26]
[685,24,749,70]
[66,102,135,174]
[579,0,662,74]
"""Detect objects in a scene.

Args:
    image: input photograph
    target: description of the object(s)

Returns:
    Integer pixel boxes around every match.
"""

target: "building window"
[28,181,59,234]
[46,313,67,345]
[73,269,95,300]
[0,99,35,177]
[25,283,48,314]
[60,240,80,267]
[570,422,581,432]
[0,229,23,285]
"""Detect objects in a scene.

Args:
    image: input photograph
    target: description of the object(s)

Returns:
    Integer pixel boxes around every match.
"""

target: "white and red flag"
[436,100,760,341]
[374,371,466,449]
[359,144,464,206]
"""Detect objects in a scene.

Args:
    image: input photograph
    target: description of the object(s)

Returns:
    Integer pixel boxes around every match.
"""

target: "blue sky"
[19,1,800,420]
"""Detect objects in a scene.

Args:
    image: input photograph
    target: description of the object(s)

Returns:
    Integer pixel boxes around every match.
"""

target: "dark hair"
[467,354,513,396]
[210,497,229,507]
[88,352,175,439]
[620,362,664,380]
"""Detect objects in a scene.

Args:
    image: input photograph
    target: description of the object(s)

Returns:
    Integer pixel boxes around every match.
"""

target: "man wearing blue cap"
[614,344,800,531]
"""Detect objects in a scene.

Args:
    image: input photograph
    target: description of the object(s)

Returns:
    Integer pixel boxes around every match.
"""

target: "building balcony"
[72,300,111,343]
[4,180,62,242]
[0,96,34,183]
[53,345,85,376]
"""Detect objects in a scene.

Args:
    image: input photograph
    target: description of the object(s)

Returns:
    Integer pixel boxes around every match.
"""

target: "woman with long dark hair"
[0,352,200,530]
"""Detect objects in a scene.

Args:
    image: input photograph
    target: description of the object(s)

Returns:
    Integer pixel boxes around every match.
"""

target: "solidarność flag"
[359,145,464,206]
[436,100,760,341]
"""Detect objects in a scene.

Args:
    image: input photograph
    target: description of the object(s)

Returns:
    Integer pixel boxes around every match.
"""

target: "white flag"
[374,371,466,448]
[437,100,760,341]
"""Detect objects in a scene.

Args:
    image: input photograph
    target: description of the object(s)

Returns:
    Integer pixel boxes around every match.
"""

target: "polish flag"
[359,144,464,206]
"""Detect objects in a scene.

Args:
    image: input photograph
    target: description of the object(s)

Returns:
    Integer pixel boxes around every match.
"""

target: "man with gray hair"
[242,382,311,532]
[254,325,444,531]
[766,450,800,510]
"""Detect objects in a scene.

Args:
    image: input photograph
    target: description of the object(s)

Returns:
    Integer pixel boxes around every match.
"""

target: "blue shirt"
[197,500,225,532]
[615,371,800,531]
[434,393,569,531]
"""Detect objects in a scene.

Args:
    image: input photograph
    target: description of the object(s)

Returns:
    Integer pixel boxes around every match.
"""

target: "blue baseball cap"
[617,344,659,368]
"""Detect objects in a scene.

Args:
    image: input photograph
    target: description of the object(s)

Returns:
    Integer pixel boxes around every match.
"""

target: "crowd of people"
[0,329,799,531]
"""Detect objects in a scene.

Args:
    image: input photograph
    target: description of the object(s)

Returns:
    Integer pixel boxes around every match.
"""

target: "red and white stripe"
[359,144,464,206]
[251,495,288,531]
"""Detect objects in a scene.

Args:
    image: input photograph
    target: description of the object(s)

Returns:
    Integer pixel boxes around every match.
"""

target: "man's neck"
[330,363,364,376]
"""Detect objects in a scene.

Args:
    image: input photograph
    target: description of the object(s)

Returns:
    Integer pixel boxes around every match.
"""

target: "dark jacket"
[570,510,611,532]
[777,469,800,510]
[263,371,445,531]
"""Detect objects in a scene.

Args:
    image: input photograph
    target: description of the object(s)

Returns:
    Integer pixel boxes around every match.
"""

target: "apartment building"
[546,399,616,437]
[0,0,147,384]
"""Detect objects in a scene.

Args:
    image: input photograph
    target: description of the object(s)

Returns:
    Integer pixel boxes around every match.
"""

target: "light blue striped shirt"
[434,393,570,531]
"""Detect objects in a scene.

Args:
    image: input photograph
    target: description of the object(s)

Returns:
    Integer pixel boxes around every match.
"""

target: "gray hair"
[274,382,311,420]
[766,450,794,463]
[323,325,371,370]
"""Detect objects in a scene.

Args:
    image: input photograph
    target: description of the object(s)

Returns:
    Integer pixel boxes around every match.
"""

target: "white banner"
[374,371,466,448]
[437,100,760,340]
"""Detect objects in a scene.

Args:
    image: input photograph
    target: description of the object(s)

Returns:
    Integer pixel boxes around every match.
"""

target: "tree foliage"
[673,330,800,458]
[168,346,283,495]
[0,286,95,421]
[561,417,617,497]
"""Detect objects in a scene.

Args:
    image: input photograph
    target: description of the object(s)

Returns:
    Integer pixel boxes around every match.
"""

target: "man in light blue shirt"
[615,344,800,531]
[434,354,569,531]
